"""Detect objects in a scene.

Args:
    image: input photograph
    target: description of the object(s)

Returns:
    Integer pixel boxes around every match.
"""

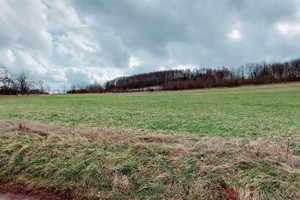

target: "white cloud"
[173,64,197,70]
[15,50,48,75]
[68,34,98,53]
[64,67,108,85]
[56,33,100,66]
[37,57,68,82]
[43,0,85,30]
[0,49,15,66]
[276,22,300,36]
[228,30,242,39]
[50,69,67,82]
[0,0,52,57]
[129,56,141,69]
[158,66,167,71]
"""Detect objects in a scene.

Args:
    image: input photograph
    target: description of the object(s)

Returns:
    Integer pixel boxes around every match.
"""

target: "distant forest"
[1,58,300,95]
[103,58,300,92]
[0,68,50,95]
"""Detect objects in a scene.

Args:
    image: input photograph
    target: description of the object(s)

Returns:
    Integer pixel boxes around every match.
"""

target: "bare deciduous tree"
[15,72,33,95]
[0,66,15,95]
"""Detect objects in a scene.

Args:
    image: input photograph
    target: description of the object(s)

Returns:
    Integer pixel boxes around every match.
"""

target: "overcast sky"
[1,0,300,90]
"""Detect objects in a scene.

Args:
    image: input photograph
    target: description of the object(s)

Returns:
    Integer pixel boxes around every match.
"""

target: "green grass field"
[1,83,300,140]
[0,83,300,199]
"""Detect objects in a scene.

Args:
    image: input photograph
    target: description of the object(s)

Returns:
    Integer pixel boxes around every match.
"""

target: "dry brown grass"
[0,120,15,132]
[1,119,299,169]
[0,120,127,142]
[0,119,299,199]
[191,136,300,168]
[112,174,130,194]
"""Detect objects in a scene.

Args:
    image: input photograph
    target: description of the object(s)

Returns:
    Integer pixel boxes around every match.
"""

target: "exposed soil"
[0,182,63,200]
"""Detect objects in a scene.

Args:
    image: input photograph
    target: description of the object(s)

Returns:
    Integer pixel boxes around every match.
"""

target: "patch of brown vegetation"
[16,122,50,137]
[191,137,300,168]
[218,180,239,200]
[77,128,128,143]
[0,120,15,133]
[137,135,173,143]
[2,120,299,168]
[0,120,130,144]
[112,174,130,194]
[0,181,64,200]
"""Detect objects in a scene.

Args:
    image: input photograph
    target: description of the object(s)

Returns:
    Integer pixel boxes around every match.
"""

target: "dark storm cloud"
[72,0,300,69]
[0,0,300,90]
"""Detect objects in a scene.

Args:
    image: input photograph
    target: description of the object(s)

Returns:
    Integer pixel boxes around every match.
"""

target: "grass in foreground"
[0,83,300,199]
[0,120,299,199]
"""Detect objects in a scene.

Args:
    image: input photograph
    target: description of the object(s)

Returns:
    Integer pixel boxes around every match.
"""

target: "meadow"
[0,83,300,199]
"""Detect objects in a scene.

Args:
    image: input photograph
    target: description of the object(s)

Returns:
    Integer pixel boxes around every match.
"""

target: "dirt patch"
[0,182,63,200]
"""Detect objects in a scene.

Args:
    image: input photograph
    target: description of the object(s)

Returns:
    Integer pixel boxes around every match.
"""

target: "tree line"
[2,58,299,95]
[0,66,50,95]
[67,82,104,94]
[105,58,300,92]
